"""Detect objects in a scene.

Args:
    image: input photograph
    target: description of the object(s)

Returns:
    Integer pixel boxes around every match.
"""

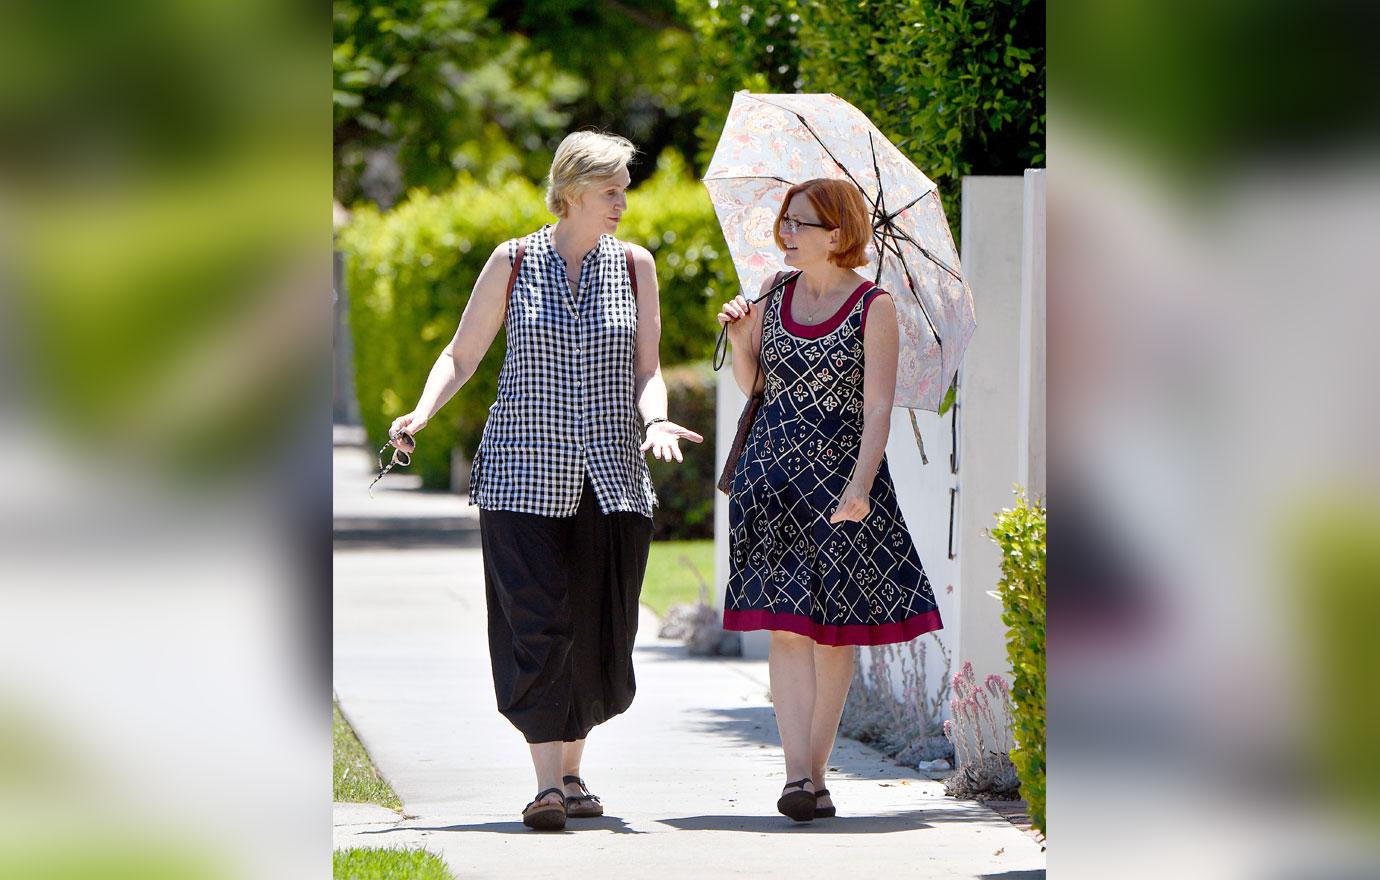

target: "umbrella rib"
[872,223,907,277]
[703,174,798,185]
[784,111,879,213]
[883,223,964,282]
[883,192,927,223]
[897,246,942,350]
[888,191,964,280]
[869,221,941,345]
[867,132,891,239]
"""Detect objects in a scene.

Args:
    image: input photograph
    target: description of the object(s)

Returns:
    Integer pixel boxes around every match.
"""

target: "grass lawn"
[334,847,453,880]
[641,539,714,618]
[333,701,403,811]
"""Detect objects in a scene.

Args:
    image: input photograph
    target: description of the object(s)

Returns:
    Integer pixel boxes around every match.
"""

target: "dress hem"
[722,608,943,646]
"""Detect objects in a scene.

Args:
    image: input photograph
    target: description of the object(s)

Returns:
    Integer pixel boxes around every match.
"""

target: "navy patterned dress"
[723,275,943,646]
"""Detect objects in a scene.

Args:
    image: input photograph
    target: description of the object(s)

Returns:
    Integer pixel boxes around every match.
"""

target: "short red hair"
[773,178,871,268]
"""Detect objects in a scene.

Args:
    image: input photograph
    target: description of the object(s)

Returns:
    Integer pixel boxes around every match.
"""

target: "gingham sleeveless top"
[468,224,656,518]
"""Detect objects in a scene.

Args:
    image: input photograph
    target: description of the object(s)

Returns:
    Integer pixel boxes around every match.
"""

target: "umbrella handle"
[712,270,801,372]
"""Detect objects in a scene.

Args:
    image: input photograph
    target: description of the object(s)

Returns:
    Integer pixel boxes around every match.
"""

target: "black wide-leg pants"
[478,480,653,743]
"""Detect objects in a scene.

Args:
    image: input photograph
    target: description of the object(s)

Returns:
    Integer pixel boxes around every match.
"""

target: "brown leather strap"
[716,271,784,495]
[505,239,527,308]
[623,243,638,297]
[508,238,633,304]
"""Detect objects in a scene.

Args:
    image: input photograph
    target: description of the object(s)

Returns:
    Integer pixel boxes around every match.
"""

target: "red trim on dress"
[722,608,944,646]
[781,276,875,338]
[860,288,892,338]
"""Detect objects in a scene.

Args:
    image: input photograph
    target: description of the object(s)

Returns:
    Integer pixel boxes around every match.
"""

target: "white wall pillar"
[957,176,1029,687]
[1017,170,1047,498]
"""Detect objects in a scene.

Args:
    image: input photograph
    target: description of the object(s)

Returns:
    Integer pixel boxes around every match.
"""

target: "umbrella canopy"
[703,91,976,412]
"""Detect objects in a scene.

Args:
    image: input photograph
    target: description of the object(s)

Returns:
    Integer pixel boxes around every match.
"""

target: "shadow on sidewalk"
[360,816,644,836]
[979,872,1045,879]
[659,808,957,834]
[333,526,482,550]
[683,706,936,782]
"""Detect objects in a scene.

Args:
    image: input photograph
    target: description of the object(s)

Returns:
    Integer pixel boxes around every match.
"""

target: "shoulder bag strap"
[623,243,639,297]
[504,238,527,310]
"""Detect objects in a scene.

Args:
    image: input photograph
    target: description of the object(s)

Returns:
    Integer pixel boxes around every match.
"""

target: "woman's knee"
[770,630,815,650]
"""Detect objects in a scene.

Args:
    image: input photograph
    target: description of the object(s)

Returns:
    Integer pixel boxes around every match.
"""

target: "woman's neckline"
[781,274,873,338]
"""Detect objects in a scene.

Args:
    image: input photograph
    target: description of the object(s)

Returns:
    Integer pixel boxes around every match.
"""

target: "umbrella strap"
[713,324,730,371]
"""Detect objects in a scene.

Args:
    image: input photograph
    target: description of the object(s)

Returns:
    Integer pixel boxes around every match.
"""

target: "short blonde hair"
[545,131,638,217]
[773,178,872,268]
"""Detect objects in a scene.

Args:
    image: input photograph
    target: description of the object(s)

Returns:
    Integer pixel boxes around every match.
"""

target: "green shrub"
[989,487,1046,836]
[1290,497,1380,821]
[340,175,545,486]
[619,151,743,365]
[339,151,739,489]
[647,361,717,539]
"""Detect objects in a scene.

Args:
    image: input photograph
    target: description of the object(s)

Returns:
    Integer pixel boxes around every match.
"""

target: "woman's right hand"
[717,295,753,340]
[388,411,428,450]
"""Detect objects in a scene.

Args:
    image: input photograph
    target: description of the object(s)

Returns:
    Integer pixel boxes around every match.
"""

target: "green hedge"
[339,151,738,494]
[647,361,717,540]
[989,488,1046,836]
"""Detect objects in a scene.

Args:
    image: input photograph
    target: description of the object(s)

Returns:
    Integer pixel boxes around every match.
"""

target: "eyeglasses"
[780,217,836,234]
[368,430,414,497]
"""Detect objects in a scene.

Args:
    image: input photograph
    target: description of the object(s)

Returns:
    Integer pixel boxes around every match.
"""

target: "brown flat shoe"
[563,775,604,818]
[776,778,815,822]
[522,787,567,831]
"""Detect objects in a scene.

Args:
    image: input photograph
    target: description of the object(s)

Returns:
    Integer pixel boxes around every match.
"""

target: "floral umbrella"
[703,90,976,413]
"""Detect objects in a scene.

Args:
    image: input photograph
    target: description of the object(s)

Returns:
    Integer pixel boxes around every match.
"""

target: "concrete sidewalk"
[332,439,1045,878]
[333,424,481,547]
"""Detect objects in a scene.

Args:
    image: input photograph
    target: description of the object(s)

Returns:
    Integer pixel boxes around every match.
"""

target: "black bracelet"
[644,417,668,429]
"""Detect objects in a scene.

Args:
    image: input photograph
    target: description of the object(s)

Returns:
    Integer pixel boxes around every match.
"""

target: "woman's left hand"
[640,421,705,462]
[828,482,872,523]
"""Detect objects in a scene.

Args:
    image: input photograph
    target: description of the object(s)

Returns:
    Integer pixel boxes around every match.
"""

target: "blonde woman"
[717,178,943,821]
[389,132,703,830]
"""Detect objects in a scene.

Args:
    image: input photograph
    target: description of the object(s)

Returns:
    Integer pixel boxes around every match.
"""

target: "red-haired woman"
[716,178,943,822]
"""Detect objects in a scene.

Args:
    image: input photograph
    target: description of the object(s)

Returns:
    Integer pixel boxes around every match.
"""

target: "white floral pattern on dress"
[724,279,941,644]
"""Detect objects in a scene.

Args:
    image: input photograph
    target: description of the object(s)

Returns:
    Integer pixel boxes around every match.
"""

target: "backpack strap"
[623,243,639,297]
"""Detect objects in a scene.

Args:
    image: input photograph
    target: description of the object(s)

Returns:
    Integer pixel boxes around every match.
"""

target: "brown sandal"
[522,787,567,831]
[776,778,816,822]
[562,775,604,818]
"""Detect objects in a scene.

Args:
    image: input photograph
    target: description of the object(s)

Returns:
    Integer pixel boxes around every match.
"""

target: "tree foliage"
[679,0,1045,218]
[334,0,702,206]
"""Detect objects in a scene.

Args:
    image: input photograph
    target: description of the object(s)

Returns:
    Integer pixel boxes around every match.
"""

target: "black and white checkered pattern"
[469,225,656,518]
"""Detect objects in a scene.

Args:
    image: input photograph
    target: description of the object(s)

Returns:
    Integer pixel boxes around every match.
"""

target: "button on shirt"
[469,225,656,518]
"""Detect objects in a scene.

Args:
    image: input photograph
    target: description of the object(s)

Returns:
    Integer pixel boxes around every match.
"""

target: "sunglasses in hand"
[368,430,415,498]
